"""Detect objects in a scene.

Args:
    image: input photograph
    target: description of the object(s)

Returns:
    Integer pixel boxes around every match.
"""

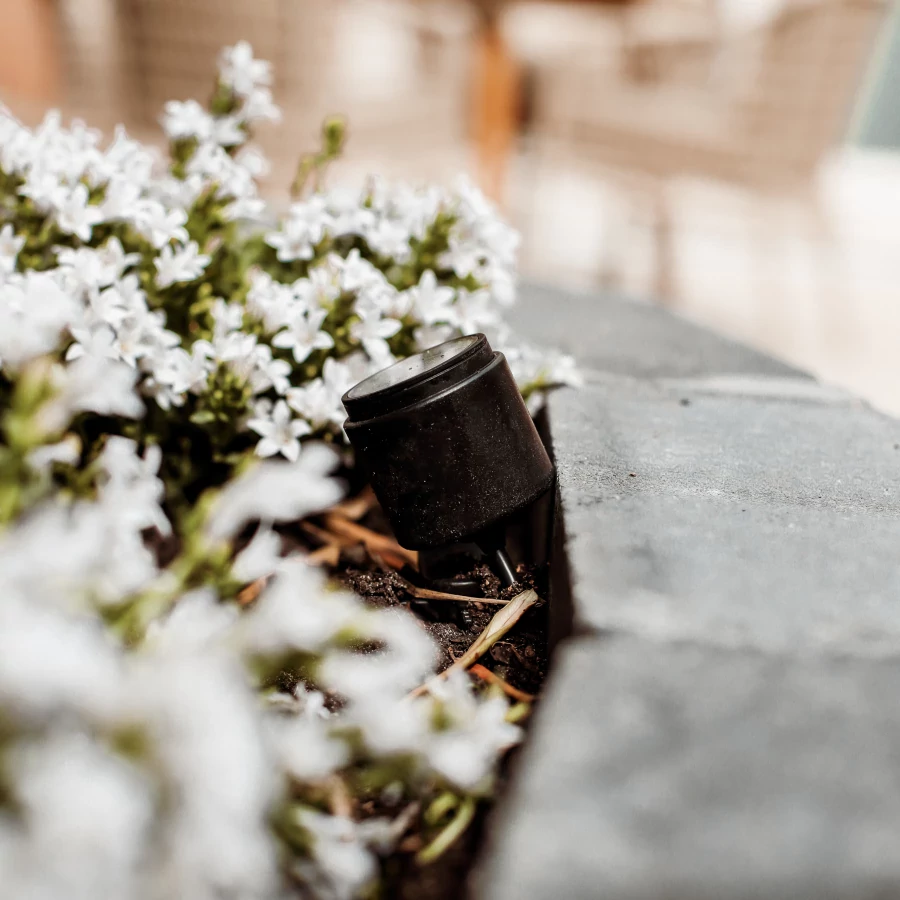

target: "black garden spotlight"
[341,333,554,590]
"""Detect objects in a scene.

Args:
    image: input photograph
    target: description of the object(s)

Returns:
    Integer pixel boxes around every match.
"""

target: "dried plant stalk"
[300,520,357,548]
[326,486,378,521]
[470,664,536,702]
[305,544,342,567]
[410,589,540,696]
[401,581,508,606]
[323,513,419,568]
[236,577,267,606]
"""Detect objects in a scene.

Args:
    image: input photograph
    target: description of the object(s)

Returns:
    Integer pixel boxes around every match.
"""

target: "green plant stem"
[416,795,477,866]
[423,791,458,826]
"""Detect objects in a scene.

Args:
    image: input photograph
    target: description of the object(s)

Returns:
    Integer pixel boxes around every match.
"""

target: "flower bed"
[0,42,575,899]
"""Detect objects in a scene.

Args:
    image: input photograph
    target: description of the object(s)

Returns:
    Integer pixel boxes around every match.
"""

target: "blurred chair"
[521,0,885,301]
[4,0,474,190]
[114,0,474,182]
[467,0,654,202]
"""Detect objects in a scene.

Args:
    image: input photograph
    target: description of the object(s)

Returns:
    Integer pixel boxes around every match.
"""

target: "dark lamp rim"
[342,333,491,422]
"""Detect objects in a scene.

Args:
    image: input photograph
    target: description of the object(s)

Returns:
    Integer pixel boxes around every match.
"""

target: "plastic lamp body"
[341,334,554,551]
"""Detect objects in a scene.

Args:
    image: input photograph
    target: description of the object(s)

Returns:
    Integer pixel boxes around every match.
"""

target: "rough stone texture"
[479,636,900,900]
[477,287,900,900]
[514,283,807,380]
[549,374,900,656]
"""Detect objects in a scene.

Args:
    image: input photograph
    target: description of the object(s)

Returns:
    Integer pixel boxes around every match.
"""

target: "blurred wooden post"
[0,0,61,110]
[471,12,520,204]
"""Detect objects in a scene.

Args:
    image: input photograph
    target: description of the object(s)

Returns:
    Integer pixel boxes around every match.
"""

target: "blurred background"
[1,0,898,412]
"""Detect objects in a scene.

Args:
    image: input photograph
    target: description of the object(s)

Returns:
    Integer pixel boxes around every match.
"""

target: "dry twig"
[323,513,418,569]
[470,664,536,702]
[327,775,353,818]
[393,574,508,606]
[300,520,356,548]
[305,544,341,567]
[236,577,267,606]
[364,551,507,605]
[326,486,377,521]
[410,589,540,697]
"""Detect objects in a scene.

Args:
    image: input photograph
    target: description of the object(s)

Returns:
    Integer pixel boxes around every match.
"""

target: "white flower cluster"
[0,430,521,900]
[1,40,576,467]
[0,41,569,898]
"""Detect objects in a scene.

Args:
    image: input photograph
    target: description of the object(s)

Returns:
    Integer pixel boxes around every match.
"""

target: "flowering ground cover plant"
[0,42,576,900]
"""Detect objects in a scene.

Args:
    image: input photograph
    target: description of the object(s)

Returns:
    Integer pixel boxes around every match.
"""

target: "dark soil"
[296,497,550,900]
[337,560,548,698]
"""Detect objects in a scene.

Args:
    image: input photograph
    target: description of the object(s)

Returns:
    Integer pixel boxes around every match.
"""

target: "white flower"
[185,143,256,198]
[162,341,214,395]
[135,201,189,248]
[324,187,375,237]
[337,249,382,294]
[247,345,292,396]
[210,297,244,340]
[235,146,270,179]
[246,271,296,333]
[55,245,109,293]
[100,176,142,221]
[27,433,81,472]
[8,730,154,898]
[363,218,411,260]
[44,356,144,430]
[286,379,340,430]
[345,692,429,757]
[320,610,437,700]
[301,260,342,309]
[549,352,583,388]
[219,41,272,98]
[287,357,358,429]
[271,306,333,364]
[366,281,411,320]
[241,560,359,655]
[423,672,521,790]
[488,267,516,307]
[0,596,122,720]
[205,443,341,541]
[95,237,140,282]
[19,166,64,211]
[266,198,330,262]
[247,399,311,461]
[65,324,119,363]
[350,297,401,364]
[223,195,266,222]
[154,241,211,289]
[54,183,104,242]
[452,287,499,334]
[145,589,239,653]
[406,269,456,326]
[0,223,25,277]
[110,315,156,367]
[294,810,378,900]
[267,711,349,782]
[132,649,279,900]
[0,271,80,372]
[161,99,214,141]
[211,115,246,147]
[96,438,170,536]
[231,525,282,583]
[241,87,281,124]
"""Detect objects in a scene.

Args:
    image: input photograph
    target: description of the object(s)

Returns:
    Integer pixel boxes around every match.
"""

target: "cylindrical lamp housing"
[342,333,554,550]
